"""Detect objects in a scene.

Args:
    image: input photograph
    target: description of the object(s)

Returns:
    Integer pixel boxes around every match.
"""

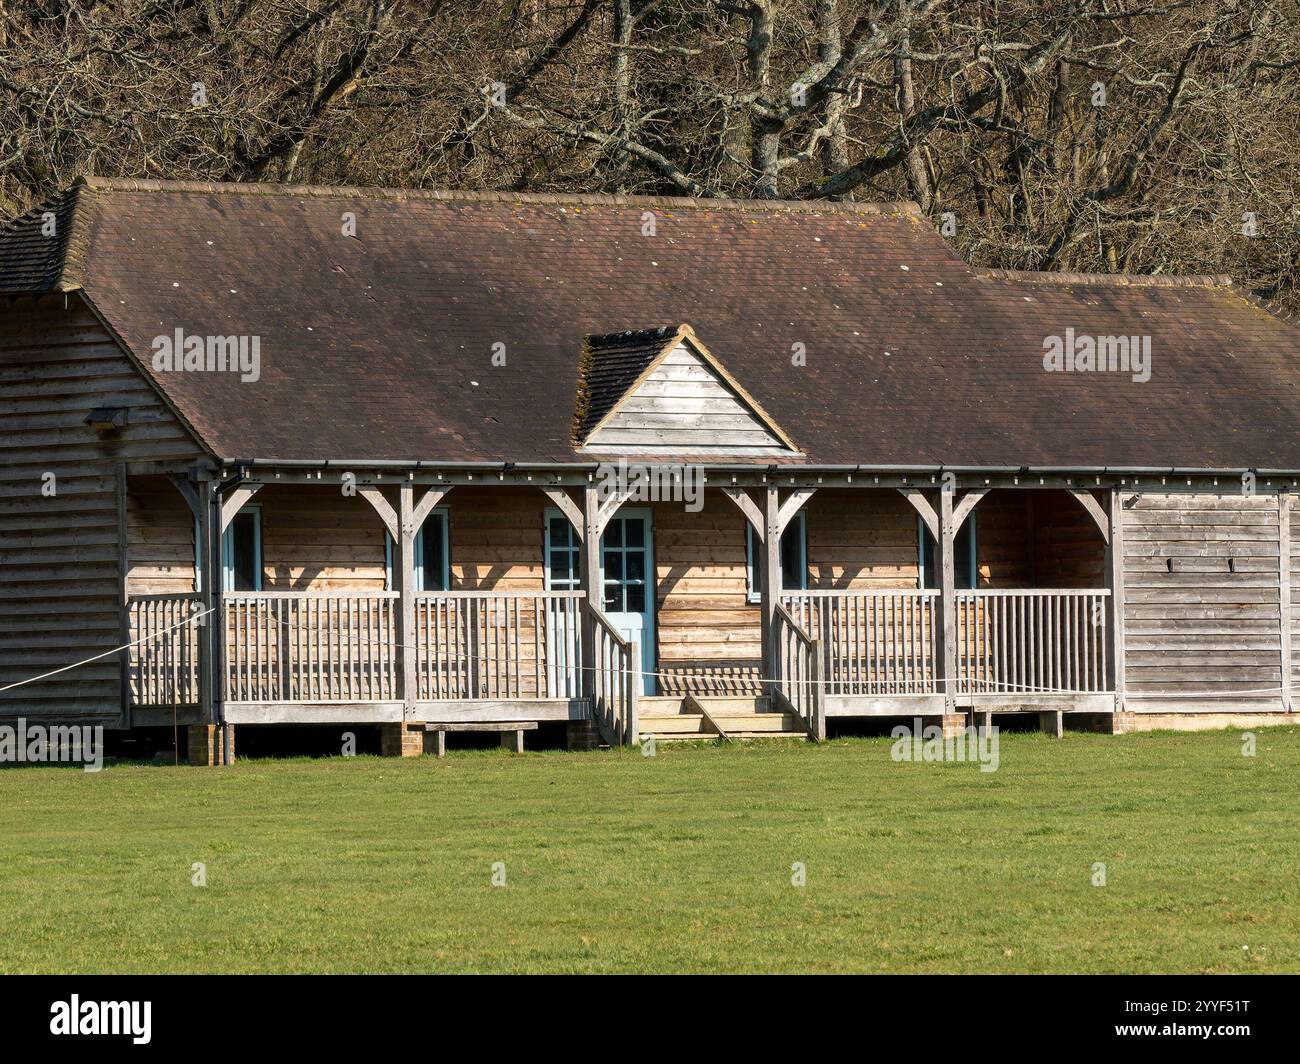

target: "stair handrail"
[586,601,639,746]
[773,601,825,741]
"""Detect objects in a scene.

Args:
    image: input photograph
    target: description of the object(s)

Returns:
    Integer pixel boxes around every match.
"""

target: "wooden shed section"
[1122,492,1295,711]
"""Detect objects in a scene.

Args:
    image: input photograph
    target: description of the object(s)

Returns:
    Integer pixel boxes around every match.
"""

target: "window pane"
[603,582,622,611]
[919,522,975,589]
[956,521,975,590]
[232,512,258,591]
[780,525,804,590]
[422,517,446,591]
[747,525,760,597]
[625,520,644,548]
[626,584,645,613]
[604,552,623,582]
[605,520,623,548]
[626,552,644,583]
[549,517,570,548]
[549,550,571,585]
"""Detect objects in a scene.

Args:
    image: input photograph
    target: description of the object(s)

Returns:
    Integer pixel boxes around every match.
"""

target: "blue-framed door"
[543,507,657,697]
[600,509,656,696]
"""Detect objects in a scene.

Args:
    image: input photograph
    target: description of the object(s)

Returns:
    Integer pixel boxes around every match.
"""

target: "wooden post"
[809,637,825,740]
[398,481,418,717]
[762,485,782,695]
[1280,492,1293,712]
[115,463,131,726]
[938,487,957,713]
[581,486,601,701]
[194,478,215,738]
[628,637,641,745]
[209,479,261,763]
[205,486,228,759]
[1106,488,1128,711]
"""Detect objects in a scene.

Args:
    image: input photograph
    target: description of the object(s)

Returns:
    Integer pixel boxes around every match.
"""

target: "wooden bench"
[418,721,538,756]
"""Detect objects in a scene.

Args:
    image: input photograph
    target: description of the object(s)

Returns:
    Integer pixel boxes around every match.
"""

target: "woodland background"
[0,1,1296,309]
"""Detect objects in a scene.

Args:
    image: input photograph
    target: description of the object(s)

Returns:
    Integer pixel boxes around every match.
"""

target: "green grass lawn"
[1,728,1297,973]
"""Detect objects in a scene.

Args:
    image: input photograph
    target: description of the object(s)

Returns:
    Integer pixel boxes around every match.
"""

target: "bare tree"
[0,1,1295,309]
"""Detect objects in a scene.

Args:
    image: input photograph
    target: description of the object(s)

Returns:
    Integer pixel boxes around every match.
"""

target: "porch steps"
[637,695,808,742]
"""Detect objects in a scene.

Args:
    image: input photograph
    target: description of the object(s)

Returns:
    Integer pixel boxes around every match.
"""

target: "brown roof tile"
[1,177,1297,471]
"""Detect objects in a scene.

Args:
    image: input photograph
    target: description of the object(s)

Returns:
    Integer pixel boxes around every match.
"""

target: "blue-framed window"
[194,514,202,592]
[919,515,977,589]
[544,511,581,591]
[222,504,263,591]
[385,508,451,591]
[745,513,807,602]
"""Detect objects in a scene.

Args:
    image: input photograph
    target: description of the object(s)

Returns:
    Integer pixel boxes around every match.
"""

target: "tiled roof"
[1,176,1297,470]
[575,326,677,444]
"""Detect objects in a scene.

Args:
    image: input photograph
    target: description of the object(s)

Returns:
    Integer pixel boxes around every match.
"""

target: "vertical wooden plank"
[396,482,418,715]
[1280,492,1293,711]
[627,637,641,745]
[1106,488,1127,706]
[115,463,132,724]
[763,486,781,697]
[582,486,601,703]
[532,597,541,698]
[939,490,957,710]
[195,483,215,725]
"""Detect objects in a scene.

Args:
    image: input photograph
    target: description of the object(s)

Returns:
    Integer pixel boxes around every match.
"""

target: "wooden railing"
[589,604,639,745]
[773,602,823,740]
[954,589,1111,695]
[223,591,399,703]
[414,590,584,700]
[781,589,939,695]
[127,594,204,705]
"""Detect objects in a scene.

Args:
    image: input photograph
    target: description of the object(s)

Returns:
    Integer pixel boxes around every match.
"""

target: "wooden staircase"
[637,695,808,742]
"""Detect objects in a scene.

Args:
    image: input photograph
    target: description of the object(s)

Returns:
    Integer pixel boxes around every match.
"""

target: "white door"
[600,510,656,695]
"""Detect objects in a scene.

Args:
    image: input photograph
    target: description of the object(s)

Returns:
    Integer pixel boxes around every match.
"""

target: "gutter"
[220,458,1300,479]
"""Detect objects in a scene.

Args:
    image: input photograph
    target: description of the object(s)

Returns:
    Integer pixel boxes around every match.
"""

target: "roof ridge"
[73,175,921,217]
[1233,287,1300,331]
[0,184,92,292]
[978,266,1233,288]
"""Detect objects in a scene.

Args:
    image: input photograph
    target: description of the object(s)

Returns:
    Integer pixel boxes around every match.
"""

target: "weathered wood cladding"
[652,492,758,694]
[1122,492,1286,701]
[972,489,1104,588]
[0,294,203,720]
[126,476,197,595]
[1291,495,1300,697]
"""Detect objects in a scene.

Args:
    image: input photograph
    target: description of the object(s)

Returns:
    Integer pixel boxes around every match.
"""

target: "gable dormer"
[575,324,799,457]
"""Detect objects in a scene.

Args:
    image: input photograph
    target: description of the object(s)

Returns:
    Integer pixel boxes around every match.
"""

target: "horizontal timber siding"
[0,294,203,721]
[126,475,196,595]
[1122,492,1284,701]
[1292,495,1299,698]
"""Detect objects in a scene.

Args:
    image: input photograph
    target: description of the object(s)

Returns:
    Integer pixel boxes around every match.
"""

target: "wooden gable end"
[0,292,208,723]
[581,329,798,457]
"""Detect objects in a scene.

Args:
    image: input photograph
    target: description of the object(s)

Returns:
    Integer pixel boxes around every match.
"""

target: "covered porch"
[122,469,1123,751]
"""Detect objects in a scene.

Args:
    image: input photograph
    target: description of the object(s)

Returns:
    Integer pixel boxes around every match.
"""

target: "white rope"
[0,607,214,694]
[10,604,1288,703]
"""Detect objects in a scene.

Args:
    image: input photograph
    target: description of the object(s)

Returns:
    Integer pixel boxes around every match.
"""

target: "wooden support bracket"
[722,487,764,538]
